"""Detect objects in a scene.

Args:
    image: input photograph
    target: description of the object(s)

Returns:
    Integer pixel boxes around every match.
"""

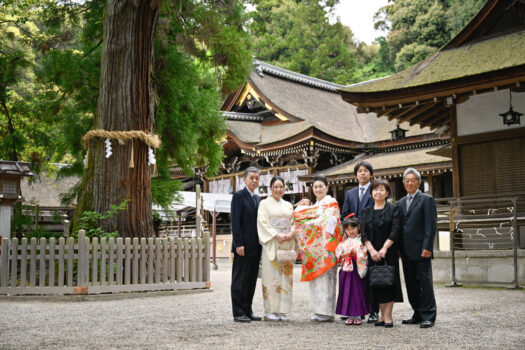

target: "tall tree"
[446,0,488,36]
[374,0,487,72]
[77,0,161,238]
[35,0,252,237]
[248,0,358,84]
[1,0,252,237]
[0,2,45,162]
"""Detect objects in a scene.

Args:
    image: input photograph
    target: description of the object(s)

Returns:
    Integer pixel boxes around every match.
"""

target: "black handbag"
[368,259,395,287]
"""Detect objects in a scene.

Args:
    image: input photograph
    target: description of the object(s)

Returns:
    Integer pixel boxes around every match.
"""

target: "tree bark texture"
[78,0,161,238]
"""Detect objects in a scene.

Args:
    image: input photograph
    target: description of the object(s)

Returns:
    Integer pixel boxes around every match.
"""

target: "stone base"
[432,249,525,286]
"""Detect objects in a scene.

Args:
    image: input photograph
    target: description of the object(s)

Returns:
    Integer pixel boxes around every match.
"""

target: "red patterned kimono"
[294,196,342,282]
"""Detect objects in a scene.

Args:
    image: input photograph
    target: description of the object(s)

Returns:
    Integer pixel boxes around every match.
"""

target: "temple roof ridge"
[222,111,265,122]
[253,59,343,92]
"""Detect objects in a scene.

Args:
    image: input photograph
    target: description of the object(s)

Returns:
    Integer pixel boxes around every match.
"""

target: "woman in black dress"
[361,179,403,328]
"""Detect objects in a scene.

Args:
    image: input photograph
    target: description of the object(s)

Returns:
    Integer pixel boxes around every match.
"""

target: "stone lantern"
[0,161,33,241]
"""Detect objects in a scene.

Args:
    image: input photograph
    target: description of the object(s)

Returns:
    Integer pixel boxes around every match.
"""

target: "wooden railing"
[0,230,210,295]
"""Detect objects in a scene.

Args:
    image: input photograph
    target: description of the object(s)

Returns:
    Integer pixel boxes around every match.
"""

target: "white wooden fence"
[0,230,210,295]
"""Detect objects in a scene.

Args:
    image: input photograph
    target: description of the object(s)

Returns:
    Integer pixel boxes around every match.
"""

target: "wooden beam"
[426,113,451,129]
[450,106,460,197]
[417,108,448,127]
[454,92,471,104]
[409,104,445,126]
[421,106,449,126]
[387,104,418,120]
[427,174,434,197]
[376,106,399,117]
[456,126,525,145]
[399,102,438,123]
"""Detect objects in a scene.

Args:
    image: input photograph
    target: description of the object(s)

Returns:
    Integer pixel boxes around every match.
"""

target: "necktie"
[406,194,413,210]
[253,195,257,206]
[359,187,365,202]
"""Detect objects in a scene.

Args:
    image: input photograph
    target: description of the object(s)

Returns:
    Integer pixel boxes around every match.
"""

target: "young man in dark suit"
[230,166,262,323]
[340,160,378,323]
[341,160,375,221]
[398,168,437,328]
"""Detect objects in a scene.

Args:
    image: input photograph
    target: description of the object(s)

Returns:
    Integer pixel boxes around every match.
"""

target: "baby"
[294,197,311,211]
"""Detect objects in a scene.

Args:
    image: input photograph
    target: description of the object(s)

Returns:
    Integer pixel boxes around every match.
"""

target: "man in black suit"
[341,160,375,222]
[230,166,262,323]
[340,160,378,323]
[398,168,437,328]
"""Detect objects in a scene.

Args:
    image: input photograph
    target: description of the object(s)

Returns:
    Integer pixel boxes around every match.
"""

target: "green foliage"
[446,0,487,36]
[78,200,128,239]
[394,42,436,71]
[11,203,34,238]
[151,174,182,217]
[374,0,488,73]
[248,0,358,84]
[1,0,252,223]
[10,202,60,240]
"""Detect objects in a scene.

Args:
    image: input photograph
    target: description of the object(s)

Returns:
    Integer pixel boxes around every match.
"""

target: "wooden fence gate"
[0,230,211,295]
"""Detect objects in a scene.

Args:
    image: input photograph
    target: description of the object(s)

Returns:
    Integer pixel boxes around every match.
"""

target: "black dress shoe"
[374,320,385,326]
[248,314,262,321]
[402,318,420,325]
[233,315,251,323]
[384,322,394,328]
[367,312,379,323]
[420,320,434,328]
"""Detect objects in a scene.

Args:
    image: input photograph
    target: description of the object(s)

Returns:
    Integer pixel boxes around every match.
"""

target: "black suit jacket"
[341,185,374,221]
[361,202,401,253]
[230,187,262,257]
[398,191,437,261]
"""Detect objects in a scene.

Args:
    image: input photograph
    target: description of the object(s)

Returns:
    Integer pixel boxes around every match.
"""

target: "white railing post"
[78,230,86,286]
[0,238,8,287]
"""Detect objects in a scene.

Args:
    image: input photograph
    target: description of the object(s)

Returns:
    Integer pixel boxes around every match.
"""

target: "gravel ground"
[0,259,524,350]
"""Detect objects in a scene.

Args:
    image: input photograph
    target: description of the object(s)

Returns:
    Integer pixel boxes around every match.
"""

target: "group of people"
[230,162,437,329]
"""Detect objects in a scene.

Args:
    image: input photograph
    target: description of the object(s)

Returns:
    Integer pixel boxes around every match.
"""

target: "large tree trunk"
[76,0,160,238]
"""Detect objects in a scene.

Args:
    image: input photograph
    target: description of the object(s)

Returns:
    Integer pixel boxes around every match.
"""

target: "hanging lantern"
[499,90,522,126]
[390,123,407,140]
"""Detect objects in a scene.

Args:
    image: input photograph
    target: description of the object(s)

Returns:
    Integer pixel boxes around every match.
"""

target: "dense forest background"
[1,0,487,208]
[249,0,488,84]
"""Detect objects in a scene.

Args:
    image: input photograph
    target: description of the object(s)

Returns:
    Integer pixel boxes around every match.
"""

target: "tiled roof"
[0,161,33,176]
[248,70,433,144]
[341,30,525,94]
[21,173,79,207]
[322,145,452,177]
[254,59,343,92]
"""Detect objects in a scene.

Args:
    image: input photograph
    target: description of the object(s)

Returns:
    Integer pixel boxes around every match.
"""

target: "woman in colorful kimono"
[257,176,296,321]
[294,175,342,322]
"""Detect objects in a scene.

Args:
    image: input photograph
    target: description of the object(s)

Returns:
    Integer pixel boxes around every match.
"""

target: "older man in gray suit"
[398,168,437,329]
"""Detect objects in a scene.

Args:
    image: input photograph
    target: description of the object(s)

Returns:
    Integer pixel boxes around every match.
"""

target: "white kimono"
[257,196,295,314]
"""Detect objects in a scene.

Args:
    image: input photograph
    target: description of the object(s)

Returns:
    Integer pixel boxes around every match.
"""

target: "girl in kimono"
[257,176,295,321]
[335,214,370,325]
[294,175,342,322]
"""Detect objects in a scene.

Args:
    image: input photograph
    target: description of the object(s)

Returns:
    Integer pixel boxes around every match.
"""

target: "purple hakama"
[336,261,370,317]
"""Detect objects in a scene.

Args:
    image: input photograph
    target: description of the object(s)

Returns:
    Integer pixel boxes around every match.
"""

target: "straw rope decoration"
[82,129,161,170]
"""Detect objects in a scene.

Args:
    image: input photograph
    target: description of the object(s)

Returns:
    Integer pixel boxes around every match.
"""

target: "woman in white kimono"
[294,175,342,322]
[257,176,295,321]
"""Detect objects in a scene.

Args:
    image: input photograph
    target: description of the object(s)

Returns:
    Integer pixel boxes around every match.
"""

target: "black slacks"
[231,252,261,317]
[402,258,437,322]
